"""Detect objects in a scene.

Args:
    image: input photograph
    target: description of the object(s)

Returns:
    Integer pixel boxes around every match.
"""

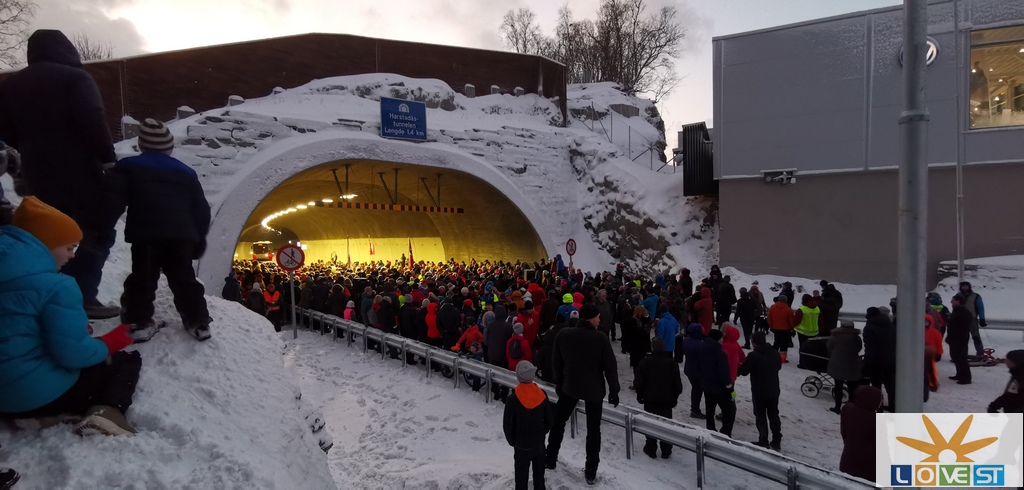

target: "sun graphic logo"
[877,413,1023,487]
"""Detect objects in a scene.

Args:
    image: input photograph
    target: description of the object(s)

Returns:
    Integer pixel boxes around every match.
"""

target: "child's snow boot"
[75,406,135,436]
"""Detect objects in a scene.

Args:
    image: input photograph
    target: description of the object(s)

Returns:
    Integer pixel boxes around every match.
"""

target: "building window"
[970,26,1024,128]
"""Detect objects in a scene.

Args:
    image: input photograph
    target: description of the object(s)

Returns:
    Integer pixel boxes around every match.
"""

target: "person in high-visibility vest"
[792,294,820,362]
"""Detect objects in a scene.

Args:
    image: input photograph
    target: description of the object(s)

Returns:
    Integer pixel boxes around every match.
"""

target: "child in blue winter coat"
[0,197,140,436]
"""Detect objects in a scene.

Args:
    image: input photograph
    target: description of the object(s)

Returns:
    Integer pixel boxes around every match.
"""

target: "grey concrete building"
[712,0,1024,284]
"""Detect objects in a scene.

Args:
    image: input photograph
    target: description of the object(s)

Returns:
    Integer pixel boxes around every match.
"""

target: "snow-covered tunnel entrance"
[197,133,556,286]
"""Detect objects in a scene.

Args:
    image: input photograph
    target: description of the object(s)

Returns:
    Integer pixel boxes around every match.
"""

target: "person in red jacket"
[454,319,485,361]
[693,287,714,336]
[517,300,541,344]
[507,322,533,371]
[425,302,441,348]
[925,313,944,392]
[720,323,747,383]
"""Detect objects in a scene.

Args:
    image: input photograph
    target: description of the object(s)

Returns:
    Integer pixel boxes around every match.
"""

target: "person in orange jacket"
[767,296,795,363]
[925,313,944,392]
[264,282,282,332]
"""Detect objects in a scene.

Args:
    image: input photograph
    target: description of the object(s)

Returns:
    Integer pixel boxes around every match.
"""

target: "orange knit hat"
[11,196,83,249]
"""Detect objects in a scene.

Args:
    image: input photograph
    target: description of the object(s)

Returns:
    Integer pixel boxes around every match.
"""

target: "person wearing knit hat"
[503,359,553,490]
[0,196,142,436]
[737,326,783,450]
[106,120,212,341]
[0,30,121,321]
[507,321,533,372]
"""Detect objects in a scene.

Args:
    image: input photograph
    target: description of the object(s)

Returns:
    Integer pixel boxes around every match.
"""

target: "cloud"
[31,0,148,57]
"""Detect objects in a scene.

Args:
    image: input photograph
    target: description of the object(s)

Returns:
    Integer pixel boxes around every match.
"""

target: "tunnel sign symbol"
[566,239,577,257]
[276,244,305,271]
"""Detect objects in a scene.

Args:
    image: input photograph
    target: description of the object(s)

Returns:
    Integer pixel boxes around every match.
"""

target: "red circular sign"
[276,244,305,271]
[566,239,577,257]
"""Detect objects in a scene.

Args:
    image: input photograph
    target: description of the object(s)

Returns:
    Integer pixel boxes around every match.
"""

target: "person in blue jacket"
[681,324,706,419]
[642,289,660,323]
[655,306,680,358]
[0,197,140,436]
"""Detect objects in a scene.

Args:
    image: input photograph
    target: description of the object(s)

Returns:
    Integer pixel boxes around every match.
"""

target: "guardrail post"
[787,466,798,490]
[696,435,705,490]
[347,326,354,346]
[453,356,461,389]
[380,333,387,360]
[362,330,368,353]
[425,350,432,379]
[625,412,634,460]
[485,369,493,403]
[320,316,326,335]
[570,407,578,439]
[401,340,408,368]
[332,319,339,341]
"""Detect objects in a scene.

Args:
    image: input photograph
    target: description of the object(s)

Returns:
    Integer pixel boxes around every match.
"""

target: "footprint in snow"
[465,421,478,428]
[425,415,440,422]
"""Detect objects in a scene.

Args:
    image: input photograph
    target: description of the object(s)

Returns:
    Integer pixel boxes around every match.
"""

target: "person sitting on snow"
[0,197,141,436]
[105,119,212,342]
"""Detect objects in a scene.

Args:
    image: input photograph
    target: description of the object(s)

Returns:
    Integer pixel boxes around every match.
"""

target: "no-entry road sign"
[566,239,577,257]
[276,244,305,271]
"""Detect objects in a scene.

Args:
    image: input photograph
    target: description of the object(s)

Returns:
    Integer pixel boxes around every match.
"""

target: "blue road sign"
[380,97,427,141]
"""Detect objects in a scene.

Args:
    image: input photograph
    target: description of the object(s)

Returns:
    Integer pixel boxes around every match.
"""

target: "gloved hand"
[193,239,207,259]
[451,344,460,352]
[979,319,987,327]
[987,403,998,414]
[99,324,133,354]
[731,390,737,401]
[608,392,619,408]
[636,395,644,405]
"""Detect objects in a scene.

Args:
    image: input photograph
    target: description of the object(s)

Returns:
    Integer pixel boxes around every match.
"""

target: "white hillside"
[110,74,716,278]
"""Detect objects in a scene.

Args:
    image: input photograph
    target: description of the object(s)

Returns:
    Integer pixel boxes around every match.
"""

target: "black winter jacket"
[551,324,620,401]
[699,339,731,395]
[378,300,398,334]
[486,306,513,367]
[398,304,418,339]
[106,152,210,248]
[634,352,683,406]
[863,312,896,369]
[536,320,572,382]
[222,276,241,302]
[988,355,1024,414]
[503,385,554,450]
[437,303,461,347]
[738,343,781,399]
[946,305,972,345]
[0,30,116,227]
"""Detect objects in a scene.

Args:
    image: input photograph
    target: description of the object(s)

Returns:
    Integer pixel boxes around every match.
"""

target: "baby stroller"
[441,342,485,391]
[799,337,847,402]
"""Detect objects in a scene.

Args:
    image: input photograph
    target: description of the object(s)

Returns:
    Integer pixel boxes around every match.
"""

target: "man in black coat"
[700,329,735,437]
[715,276,737,326]
[536,314,577,383]
[546,304,620,485]
[737,332,782,449]
[679,268,694,298]
[634,337,683,458]
[863,307,897,411]
[437,300,462,350]
[486,305,513,402]
[106,119,212,341]
[946,295,973,384]
[0,29,120,319]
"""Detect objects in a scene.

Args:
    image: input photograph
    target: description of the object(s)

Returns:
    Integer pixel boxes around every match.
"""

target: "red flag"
[408,239,414,267]
[369,241,375,256]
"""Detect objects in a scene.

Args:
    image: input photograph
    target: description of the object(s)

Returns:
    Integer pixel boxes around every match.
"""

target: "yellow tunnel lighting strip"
[313,202,464,214]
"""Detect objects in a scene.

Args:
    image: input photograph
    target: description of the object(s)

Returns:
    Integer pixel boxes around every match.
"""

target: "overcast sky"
[30,0,903,140]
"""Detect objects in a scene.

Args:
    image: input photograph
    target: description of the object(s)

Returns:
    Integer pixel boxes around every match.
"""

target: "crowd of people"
[222,257,1024,486]
[1,30,215,488]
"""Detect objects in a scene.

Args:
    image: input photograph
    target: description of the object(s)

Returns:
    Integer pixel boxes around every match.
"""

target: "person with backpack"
[634,337,683,459]
[503,361,553,490]
[737,332,782,450]
[507,323,533,371]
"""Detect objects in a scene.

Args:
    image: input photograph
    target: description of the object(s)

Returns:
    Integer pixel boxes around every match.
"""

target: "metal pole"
[953,0,966,282]
[695,435,705,490]
[896,0,929,414]
[291,272,298,339]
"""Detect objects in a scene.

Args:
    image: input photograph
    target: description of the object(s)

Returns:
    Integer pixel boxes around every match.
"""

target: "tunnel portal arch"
[198,133,557,287]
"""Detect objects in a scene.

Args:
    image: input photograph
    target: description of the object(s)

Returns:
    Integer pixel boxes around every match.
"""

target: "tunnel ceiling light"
[297,204,308,209]
[341,194,357,199]
[287,208,296,212]
[995,96,1000,101]
[307,201,316,206]
[322,198,333,203]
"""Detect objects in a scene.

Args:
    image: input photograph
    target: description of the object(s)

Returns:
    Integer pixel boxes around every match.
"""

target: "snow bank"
[0,293,336,489]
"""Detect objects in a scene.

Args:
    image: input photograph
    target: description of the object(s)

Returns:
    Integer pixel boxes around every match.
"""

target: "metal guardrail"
[838,312,1024,332]
[296,308,873,489]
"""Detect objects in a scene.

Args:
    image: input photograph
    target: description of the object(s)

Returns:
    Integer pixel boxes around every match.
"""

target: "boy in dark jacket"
[946,295,973,384]
[737,332,782,449]
[700,329,735,437]
[681,323,705,418]
[635,337,683,458]
[106,119,212,342]
[503,361,553,490]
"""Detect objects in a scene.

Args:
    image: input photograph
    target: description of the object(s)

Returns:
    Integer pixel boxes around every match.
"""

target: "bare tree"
[499,0,686,100]
[0,0,36,69]
[499,8,543,55]
[72,32,113,61]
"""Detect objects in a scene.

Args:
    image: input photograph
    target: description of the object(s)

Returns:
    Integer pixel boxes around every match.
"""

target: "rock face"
[114,74,716,277]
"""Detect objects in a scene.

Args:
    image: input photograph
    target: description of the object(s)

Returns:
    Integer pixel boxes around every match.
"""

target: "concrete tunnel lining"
[198,132,560,288]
